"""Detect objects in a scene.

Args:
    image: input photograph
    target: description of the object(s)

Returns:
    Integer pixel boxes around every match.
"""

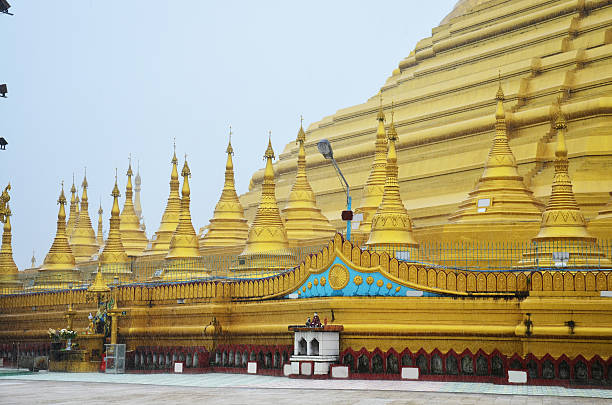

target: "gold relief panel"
[328,264,350,290]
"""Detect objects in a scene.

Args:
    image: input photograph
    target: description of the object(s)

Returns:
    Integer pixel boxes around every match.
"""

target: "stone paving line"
[1,371,612,400]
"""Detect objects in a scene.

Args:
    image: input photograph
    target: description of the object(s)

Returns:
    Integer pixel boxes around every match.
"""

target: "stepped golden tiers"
[281,121,336,243]
[240,0,612,245]
[33,184,81,290]
[119,159,148,256]
[69,172,99,262]
[236,136,294,271]
[146,146,181,256]
[366,105,419,251]
[98,175,131,282]
[199,131,249,250]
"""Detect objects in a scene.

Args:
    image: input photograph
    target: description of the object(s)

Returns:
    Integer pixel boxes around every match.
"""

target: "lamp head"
[317,139,333,160]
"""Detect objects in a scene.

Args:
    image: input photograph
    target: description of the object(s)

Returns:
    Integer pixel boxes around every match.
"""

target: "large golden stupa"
[2,0,612,386]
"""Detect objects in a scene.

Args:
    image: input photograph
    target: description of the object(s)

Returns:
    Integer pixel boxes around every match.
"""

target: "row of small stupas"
[0,82,611,292]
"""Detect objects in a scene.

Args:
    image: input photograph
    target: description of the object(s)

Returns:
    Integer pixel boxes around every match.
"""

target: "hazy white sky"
[0,1,457,269]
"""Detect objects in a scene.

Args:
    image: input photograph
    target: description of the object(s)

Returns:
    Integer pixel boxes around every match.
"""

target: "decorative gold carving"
[354,275,362,286]
[328,264,349,290]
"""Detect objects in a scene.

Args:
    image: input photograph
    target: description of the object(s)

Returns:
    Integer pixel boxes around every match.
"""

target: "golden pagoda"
[0,204,22,293]
[236,135,294,272]
[99,174,131,282]
[34,184,82,289]
[164,157,207,280]
[448,83,544,224]
[69,171,99,262]
[282,120,336,244]
[134,161,144,227]
[354,94,387,237]
[519,104,609,268]
[199,129,249,250]
[366,105,419,253]
[147,145,181,255]
[588,192,612,239]
[97,201,104,246]
[66,177,79,238]
[119,158,148,256]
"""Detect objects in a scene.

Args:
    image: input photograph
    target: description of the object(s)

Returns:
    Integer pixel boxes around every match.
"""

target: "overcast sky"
[0,1,457,269]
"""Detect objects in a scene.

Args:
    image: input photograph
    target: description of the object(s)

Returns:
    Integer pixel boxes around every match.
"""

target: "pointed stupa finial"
[367,100,418,251]
[356,90,389,234]
[297,116,306,144]
[120,155,148,256]
[283,119,336,242]
[35,183,80,289]
[31,249,36,268]
[148,143,182,254]
[70,168,99,261]
[200,129,249,249]
[99,170,129,269]
[0,200,20,291]
[377,91,385,121]
[265,131,275,159]
[496,70,504,100]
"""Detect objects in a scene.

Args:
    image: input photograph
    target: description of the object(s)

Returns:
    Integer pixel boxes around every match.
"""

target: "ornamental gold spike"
[236,135,294,271]
[119,157,148,256]
[199,127,249,249]
[366,103,418,251]
[282,118,336,242]
[355,93,388,236]
[69,170,99,262]
[35,183,81,290]
[148,143,181,255]
[449,82,544,223]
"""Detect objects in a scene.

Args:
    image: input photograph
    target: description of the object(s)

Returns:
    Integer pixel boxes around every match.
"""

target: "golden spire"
[282,118,336,242]
[119,156,148,256]
[69,169,100,262]
[355,92,388,235]
[367,103,419,250]
[35,183,82,289]
[134,160,143,225]
[99,173,131,280]
[66,175,79,238]
[448,82,544,223]
[97,199,104,246]
[520,102,609,268]
[166,156,201,259]
[0,203,21,293]
[199,126,249,249]
[148,142,181,255]
[236,135,294,271]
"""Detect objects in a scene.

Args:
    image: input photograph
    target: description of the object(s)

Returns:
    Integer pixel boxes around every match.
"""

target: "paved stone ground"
[1,372,611,404]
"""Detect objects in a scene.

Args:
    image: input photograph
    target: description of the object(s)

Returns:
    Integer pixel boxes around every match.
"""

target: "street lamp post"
[317,139,352,241]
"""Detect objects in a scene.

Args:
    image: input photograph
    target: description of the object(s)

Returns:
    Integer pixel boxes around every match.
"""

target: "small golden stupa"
[147,145,181,255]
[99,174,131,282]
[448,83,544,223]
[282,120,336,243]
[0,204,22,293]
[367,105,419,253]
[355,94,388,237]
[236,135,295,272]
[199,129,249,250]
[97,201,104,246]
[69,171,100,262]
[34,184,82,289]
[519,104,609,268]
[164,157,207,280]
[119,158,148,256]
[66,177,79,238]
